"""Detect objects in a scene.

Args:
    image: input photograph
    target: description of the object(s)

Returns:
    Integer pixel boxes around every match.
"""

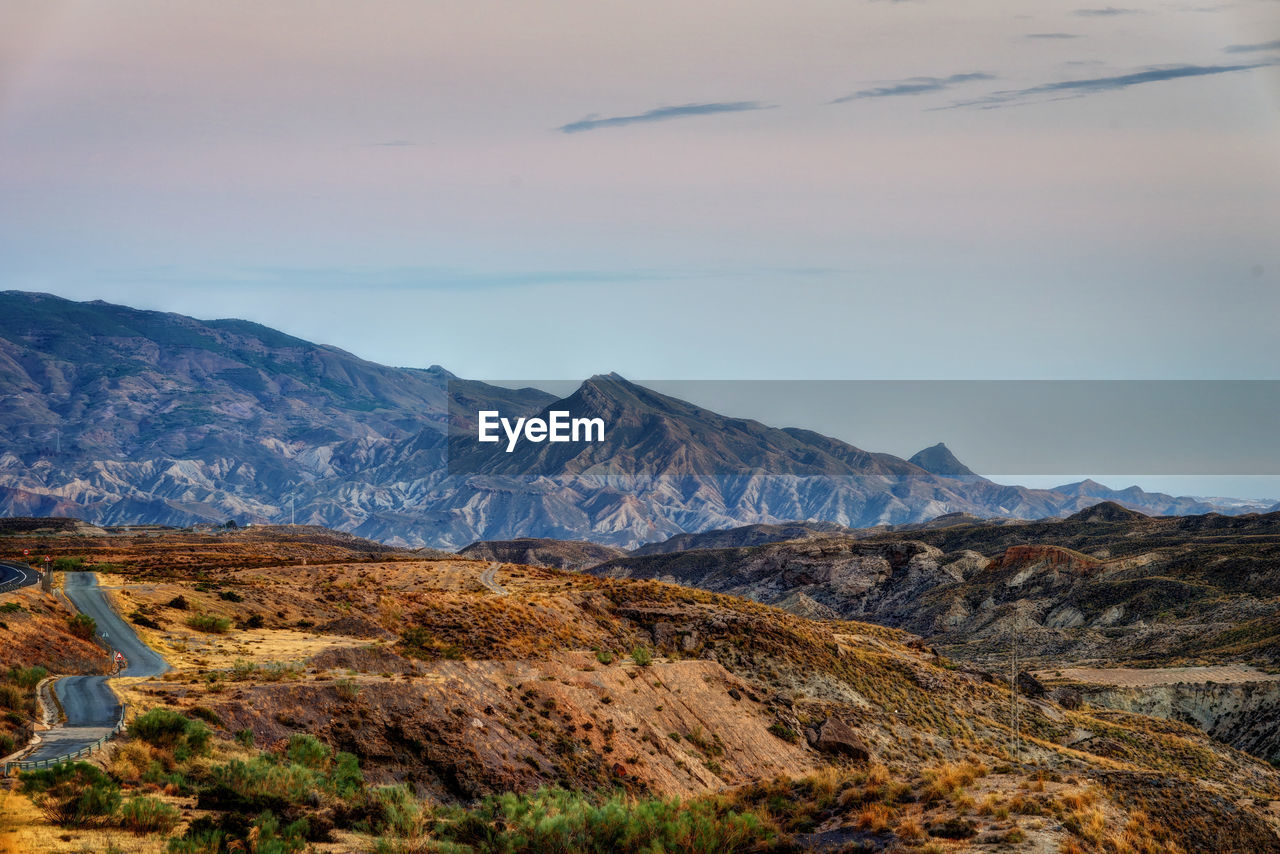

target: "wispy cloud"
[557,102,769,134]
[1073,6,1140,15]
[945,61,1274,109]
[1025,32,1081,39]
[1224,39,1280,53]
[831,73,993,103]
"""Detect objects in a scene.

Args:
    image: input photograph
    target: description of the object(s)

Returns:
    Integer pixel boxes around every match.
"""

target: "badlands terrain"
[1,516,1279,852]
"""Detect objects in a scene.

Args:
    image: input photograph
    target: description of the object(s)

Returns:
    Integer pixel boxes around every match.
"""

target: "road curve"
[0,560,40,594]
[22,572,169,762]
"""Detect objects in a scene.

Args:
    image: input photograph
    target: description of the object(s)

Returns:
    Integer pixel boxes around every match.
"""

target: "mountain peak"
[908,443,976,477]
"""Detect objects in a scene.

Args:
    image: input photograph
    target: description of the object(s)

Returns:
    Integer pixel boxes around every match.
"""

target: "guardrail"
[0,574,33,595]
[1,704,127,777]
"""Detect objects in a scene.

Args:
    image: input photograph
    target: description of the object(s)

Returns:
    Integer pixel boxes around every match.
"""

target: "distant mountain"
[908,443,977,477]
[0,291,1258,548]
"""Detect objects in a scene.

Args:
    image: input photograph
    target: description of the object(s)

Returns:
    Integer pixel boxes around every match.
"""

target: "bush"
[242,614,265,629]
[287,734,331,771]
[20,761,121,827]
[595,649,614,665]
[130,611,163,630]
[768,722,800,743]
[419,787,773,853]
[0,684,25,711]
[0,601,22,613]
[631,646,653,667]
[131,708,210,757]
[217,590,244,603]
[335,677,360,700]
[189,705,223,726]
[52,557,85,572]
[66,613,96,639]
[119,795,181,834]
[132,708,193,748]
[167,595,190,610]
[186,613,232,634]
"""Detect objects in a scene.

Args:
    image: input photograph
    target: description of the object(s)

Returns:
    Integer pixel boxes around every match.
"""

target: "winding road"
[0,560,40,595]
[21,573,168,762]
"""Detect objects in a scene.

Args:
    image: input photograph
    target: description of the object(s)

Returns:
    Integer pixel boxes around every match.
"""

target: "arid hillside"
[3,525,1280,852]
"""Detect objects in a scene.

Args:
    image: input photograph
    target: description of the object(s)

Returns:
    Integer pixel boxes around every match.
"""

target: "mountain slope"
[0,291,1259,548]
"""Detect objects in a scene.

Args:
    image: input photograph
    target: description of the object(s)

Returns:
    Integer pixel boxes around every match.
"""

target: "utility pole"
[291,495,295,526]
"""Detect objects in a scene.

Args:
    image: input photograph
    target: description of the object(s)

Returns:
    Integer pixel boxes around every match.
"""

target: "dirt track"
[1039,665,1280,687]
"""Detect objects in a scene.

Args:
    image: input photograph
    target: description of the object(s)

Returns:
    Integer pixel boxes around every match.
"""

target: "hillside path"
[479,563,508,595]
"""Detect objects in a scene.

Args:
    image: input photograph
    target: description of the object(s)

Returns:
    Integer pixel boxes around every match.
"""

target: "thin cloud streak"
[557,102,769,134]
[1025,33,1081,39]
[1224,39,1280,53]
[943,61,1274,109]
[831,73,993,103]
[1073,7,1141,15]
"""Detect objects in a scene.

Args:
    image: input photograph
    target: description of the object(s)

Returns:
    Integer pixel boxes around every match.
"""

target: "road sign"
[22,549,29,556]
[43,556,50,562]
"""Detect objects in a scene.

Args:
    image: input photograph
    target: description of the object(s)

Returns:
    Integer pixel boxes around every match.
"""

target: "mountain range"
[0,290,1268,548]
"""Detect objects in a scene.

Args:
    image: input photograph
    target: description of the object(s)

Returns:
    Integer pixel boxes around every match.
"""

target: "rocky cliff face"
[1079,681,1280,764]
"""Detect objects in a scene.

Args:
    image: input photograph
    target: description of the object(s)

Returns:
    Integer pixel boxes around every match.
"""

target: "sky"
[2,1,1278,495]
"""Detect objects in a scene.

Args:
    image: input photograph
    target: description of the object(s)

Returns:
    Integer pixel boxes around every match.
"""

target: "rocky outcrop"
[807,717,871,763]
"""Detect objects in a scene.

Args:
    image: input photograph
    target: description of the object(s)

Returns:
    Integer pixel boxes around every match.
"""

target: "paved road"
[0,560,40,594]
[479,563,508,596]
[22,572,168,762]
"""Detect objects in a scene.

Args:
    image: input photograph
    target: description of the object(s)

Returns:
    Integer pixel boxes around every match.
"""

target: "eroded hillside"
[4,526,1280,852]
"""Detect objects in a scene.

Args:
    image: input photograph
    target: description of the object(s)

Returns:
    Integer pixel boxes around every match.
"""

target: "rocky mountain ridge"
[0,291,1265,548]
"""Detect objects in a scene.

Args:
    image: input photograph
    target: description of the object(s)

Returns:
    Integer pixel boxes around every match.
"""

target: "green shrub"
[236,728,255,748]
[631,646,653,667]
[768,722,800,743]
[119,795,181,834]
[66,613,96,639]
[335,677,360,701]
[132,708,193,747]
[0,683,25,711]
[218,590,244,602]
[10,665,49,689]
[186,613,232,634]
[595,649,614,665]
[286,734,331,771]
[19,761,121,827]
[52,556,84,572]
[418,787,773,853]
[167,827,225,854]
[167,595,190,610]
[0,601,23,613]
[131,708,210,757]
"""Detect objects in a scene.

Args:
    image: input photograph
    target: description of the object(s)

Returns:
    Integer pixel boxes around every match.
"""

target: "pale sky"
[2,2,1278,387]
